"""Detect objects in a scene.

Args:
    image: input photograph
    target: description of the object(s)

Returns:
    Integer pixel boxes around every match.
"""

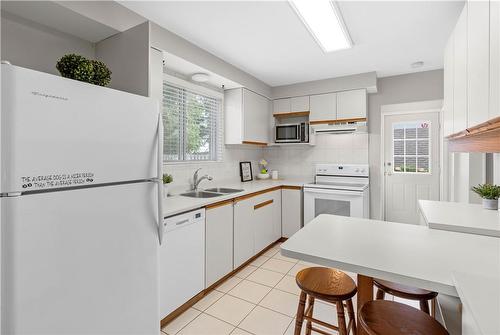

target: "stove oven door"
[303,187,366,225]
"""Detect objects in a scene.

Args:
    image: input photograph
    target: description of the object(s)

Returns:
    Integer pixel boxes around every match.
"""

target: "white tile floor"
[161,242,420,335]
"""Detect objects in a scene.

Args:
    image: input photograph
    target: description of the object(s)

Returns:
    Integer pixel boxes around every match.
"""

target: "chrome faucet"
[192,168,213,191]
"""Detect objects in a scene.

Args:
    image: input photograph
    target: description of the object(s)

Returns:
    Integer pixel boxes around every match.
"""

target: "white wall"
[271,72,377,99]
[1,11,95,75]
[95,22,150,97]
[368,70,444,220]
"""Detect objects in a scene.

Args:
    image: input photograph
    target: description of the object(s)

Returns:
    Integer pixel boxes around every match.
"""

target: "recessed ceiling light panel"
[289,0,352,53]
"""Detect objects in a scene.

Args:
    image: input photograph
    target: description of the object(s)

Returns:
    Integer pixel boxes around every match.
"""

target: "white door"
[384,112,440,224]
[1,182,159,334]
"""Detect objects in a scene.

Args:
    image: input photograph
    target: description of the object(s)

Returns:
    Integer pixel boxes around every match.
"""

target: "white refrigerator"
[1,64,163,334]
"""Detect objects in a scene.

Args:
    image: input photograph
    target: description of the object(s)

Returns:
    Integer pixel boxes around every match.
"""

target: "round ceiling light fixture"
[411,61,424,69]
[191,73,210,82]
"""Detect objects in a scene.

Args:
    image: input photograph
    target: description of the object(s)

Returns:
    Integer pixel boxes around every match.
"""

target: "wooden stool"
[294,267,357,335]
[374,278,438,315]
[359,300,449,335]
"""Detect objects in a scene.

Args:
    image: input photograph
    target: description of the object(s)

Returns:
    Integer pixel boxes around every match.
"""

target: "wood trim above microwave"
[273,111,310,118]
[242,140,268,146]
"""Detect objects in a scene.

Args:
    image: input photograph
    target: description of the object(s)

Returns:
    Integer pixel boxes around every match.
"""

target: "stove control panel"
[315,164,369,177]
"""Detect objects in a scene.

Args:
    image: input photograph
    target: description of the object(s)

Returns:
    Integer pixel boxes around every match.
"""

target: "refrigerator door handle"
[157,112,165,245]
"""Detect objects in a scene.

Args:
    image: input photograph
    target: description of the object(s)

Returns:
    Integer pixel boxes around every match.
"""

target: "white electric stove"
[304,164,369,224]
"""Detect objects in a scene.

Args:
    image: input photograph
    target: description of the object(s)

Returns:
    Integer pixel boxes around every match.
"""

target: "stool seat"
[374,279,437,300]
[296,267,357,302]
[295,267,357,335]
[359,300,449,335]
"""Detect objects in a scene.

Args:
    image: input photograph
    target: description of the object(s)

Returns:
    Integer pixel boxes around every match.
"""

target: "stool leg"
[346,299,357,335]
[375,289,385,300]
[431,298,436,318]
[419,299,430,315]
[305,296,315,335]
[336,301,348,335]
[295,291,307,335]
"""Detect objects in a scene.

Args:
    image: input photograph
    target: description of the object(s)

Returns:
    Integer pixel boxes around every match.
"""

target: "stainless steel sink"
[180,191,223,198]
[204,187,244,194]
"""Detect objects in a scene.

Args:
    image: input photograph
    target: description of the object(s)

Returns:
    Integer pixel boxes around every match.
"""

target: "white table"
[281,214,500,335]
[419,200,500,237]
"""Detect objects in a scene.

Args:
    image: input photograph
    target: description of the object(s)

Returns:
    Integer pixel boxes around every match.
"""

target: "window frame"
[392,120,432,174]
[162,74,224,165]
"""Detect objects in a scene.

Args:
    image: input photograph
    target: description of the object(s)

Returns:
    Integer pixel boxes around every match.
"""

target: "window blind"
[162,83,223,162]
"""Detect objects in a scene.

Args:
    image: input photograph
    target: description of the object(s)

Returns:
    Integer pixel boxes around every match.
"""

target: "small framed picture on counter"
[240,161,253,182]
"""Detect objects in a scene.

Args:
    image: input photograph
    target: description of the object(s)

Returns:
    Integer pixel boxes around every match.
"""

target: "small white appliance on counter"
[160,209,205,318]
[304,164,369,224]
[1,64,163,334]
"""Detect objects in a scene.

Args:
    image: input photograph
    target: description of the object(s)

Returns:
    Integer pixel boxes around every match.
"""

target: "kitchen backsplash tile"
[262,133,369,178]
[163,133,368,195]
[163,147,261,195]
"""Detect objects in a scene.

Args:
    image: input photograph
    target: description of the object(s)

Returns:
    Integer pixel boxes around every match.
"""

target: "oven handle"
[303,187,364,196]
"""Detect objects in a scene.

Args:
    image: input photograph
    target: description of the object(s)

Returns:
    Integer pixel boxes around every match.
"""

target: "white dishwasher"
[160,208,205,319]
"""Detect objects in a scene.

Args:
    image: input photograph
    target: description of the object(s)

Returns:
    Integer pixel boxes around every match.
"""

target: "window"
[393,121,430,173]
[163,82,222,162]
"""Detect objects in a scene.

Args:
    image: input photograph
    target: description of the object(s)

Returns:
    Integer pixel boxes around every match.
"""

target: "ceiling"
[121,1,464,87]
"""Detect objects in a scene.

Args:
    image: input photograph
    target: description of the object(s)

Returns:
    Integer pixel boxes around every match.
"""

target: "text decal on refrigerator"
[21,172,95,190]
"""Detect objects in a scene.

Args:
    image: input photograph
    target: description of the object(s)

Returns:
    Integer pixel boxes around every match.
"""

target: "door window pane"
[392,121,431,173]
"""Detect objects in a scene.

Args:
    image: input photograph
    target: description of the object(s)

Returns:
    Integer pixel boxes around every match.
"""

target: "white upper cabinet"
[467,0,490,127]
[309,93,337,121]
[273,98,291,114]
[336,89,367,120]
[290,96,310,112]
[273,96,309,114]
[453,6,468,132]
[444,33,455,137]
[225,88,270,145]
[243,89,270,144]
[490,0,500,119]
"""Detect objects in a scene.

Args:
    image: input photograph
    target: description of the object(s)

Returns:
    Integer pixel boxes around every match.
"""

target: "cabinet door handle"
[254,199,273,210]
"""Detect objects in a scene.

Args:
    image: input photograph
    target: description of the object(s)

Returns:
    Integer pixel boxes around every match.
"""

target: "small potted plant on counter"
[257,159,270,179]
[162,174,173,197]
[471,184,500,210]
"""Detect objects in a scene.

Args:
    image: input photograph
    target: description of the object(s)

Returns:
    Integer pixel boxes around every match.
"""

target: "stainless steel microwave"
[275,123,309,143]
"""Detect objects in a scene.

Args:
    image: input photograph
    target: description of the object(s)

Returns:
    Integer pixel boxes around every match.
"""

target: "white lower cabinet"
[234,189,281,268]
[205,201,234,288]
[281,187,302,238]
[254,190,281,252]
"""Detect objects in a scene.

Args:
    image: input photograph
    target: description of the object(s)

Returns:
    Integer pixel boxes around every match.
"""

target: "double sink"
[181,187,244,198]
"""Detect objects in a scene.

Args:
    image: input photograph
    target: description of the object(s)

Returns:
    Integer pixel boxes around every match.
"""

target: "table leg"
[356,274,373,335]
